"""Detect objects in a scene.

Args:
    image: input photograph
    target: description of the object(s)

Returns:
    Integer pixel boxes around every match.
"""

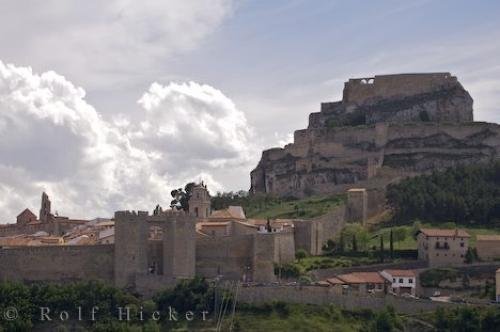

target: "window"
[460,242,464,247]
[399,278,404,283]
[409,279,413,284]
[393,278,396,283]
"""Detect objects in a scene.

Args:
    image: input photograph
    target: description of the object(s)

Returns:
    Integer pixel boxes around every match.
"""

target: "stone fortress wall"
[0,219,85,237]
[0,207,298,291]
[237,285,460,315]
[342,73,459,105]
[0,244,115,282]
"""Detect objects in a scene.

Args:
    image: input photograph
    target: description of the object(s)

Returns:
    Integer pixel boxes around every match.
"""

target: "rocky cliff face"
[250,73,500,197]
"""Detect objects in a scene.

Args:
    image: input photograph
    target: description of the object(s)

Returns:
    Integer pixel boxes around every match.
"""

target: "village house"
[326,272,387,295]
[380,269,416,296]
[417,228,470,267]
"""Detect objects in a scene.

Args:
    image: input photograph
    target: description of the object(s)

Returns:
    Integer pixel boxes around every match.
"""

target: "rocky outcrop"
[250,73,500,197]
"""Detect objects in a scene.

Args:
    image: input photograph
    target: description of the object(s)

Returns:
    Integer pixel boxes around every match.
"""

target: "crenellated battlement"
[114,210,149,221]
[342,72,458,105]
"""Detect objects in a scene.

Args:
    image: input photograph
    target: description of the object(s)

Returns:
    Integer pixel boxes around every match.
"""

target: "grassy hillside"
[244,194,346,219]
[223,303,400,332]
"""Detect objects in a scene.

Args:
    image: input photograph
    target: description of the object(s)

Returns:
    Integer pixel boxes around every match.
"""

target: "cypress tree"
[380,235,384,263]
[339,233,344,254]
[389,229,394,259]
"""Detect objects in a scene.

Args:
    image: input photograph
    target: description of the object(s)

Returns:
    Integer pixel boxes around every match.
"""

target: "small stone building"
[417,228,470,267]
[476,235,500,261]
[326,272,387,295]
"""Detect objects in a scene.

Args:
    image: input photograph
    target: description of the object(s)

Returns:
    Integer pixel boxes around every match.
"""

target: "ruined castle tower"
[250,73,484,198]
[188,183,211,218]
[39,192,52,223]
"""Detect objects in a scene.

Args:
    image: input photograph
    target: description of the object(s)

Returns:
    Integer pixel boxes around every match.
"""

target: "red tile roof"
[336,272,385,284]
[326,277,345,285]
[419,228,470,238]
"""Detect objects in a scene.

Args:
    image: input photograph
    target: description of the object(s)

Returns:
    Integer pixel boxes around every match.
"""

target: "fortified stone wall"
[0,220,85,237]
[252,233,278,283]
[0,245,114,282]
[162,214,196,279]
[238,285,460,314]
[343,73,459,105]
[114,211,149,288]
[272,230,296,264]
[196,235,255,280]
[293,219,322,255]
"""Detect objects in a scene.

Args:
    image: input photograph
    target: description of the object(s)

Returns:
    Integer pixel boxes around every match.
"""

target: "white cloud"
[136,81,254,167]
[0,0,233,89]
[0,60,253,222]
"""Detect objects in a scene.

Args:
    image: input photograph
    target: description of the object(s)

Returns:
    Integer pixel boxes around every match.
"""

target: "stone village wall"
[195,231,294,282]
[196,234,255,280]
[238,285,461,314]
[0,244,114,282]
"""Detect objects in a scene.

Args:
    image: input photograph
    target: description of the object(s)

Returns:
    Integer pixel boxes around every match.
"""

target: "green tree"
[379,235,384,263]
[295,249,308,261]
[481,308,500,331]
[389,229,394,259]
[342,224,370,251]
[170,182,196,212]
[352,234,358,252]
[465,247,475,264]
[393,227,407,248]
[338,233,345,254]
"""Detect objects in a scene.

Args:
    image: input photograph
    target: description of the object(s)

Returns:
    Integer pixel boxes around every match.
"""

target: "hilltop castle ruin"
[251,73,500,198]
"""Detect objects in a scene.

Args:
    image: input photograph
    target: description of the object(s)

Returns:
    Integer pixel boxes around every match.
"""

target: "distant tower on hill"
[39,192,52,223]
[188,182,211,218]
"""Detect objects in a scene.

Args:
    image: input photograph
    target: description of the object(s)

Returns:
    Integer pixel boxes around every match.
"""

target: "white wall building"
[380,269,416,296]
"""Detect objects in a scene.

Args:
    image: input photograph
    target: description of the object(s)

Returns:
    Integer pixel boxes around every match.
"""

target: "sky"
[1,0,500,222]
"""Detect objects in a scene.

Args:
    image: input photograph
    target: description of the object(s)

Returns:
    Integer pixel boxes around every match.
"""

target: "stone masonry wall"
[196,235,254,280]
[0,245,114,282]
[343,73,459,105]
[238,285,460,314]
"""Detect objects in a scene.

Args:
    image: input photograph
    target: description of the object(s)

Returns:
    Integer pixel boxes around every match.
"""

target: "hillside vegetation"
[211,192,345,219]
[387,162,500,225]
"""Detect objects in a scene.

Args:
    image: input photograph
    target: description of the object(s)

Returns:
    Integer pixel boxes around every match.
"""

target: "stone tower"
[39,192,52,223]
[346,188,368,224]
[188,183,211,218]
[114,211,149,288]
[162,211,196,279]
